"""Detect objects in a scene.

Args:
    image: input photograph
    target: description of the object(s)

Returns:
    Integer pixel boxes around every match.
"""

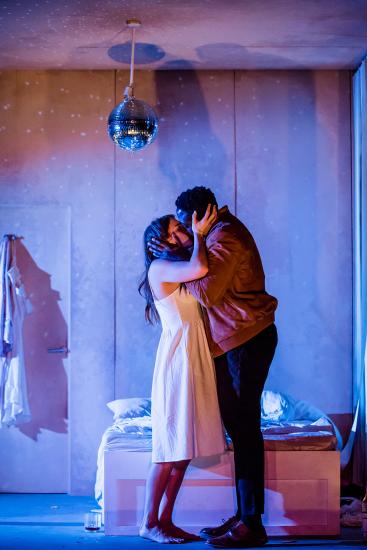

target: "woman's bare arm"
[150,233,207,283]
[149,205,217,284]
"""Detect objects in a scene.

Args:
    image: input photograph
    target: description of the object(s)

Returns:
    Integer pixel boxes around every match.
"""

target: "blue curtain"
[349,59,367,486]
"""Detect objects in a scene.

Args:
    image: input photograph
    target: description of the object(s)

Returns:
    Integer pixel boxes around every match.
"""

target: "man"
[150,186,278,547]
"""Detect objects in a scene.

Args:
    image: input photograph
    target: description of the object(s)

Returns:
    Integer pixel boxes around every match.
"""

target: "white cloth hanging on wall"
[0,236,13,356]
[0,236,32,427]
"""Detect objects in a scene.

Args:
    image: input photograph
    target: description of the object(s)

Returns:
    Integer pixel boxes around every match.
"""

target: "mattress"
[94,391,341,506]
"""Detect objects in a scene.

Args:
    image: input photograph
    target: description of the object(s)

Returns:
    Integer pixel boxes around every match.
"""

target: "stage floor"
[0,494,365,550]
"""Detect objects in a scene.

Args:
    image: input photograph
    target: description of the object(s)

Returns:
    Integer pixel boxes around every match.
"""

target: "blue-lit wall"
[0,69,352,493]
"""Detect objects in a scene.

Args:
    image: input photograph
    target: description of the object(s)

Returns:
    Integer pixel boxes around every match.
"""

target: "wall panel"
[235,70,352,412]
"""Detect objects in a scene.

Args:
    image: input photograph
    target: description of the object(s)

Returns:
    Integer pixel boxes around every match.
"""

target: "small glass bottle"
[362,486,367,539]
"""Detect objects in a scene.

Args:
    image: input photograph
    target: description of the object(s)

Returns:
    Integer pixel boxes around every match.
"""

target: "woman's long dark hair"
[138,214,173,324]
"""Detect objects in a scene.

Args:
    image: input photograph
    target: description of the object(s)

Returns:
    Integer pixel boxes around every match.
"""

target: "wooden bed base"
[104,449,340,536]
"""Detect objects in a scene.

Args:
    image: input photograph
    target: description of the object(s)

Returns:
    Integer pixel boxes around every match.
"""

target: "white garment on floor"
[151,286,225,462]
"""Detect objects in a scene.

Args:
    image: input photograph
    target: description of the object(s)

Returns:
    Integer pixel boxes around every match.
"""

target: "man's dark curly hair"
[175,186,218,220]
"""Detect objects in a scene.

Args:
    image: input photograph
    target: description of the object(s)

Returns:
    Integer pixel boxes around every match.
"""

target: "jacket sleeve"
[186,228,241,308]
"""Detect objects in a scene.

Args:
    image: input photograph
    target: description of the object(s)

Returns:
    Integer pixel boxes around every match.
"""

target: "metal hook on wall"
[3,234,24,240]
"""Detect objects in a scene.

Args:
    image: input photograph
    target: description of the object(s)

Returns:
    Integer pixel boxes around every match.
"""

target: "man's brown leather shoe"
[199,516,239,540]
[206,521,268,548]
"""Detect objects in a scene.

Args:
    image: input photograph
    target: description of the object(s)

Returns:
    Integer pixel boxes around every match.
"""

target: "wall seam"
[350,67,357,412]
[113,70,117,400]
[350,68,353,411]
[233,70,237,215]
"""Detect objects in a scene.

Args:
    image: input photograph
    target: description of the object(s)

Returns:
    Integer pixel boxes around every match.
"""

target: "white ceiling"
[1,0,367,70]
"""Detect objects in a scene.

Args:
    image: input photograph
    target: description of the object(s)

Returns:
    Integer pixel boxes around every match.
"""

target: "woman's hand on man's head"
[192,204,217,236]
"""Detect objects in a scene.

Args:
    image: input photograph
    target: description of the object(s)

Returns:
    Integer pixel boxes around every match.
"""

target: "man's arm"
[186,229,241,308]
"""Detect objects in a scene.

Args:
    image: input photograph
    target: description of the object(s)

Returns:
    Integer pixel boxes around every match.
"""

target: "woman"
[138,205,225,544]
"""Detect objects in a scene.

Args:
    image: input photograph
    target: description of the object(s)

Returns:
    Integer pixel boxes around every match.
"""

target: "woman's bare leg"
[159,460,201,541]
[139,461,184,543]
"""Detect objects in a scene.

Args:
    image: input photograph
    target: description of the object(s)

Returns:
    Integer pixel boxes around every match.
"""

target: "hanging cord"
[124,20,141,98]
[129,26,136,89]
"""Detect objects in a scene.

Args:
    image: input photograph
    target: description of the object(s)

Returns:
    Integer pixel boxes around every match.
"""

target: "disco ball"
[107,96,158,151]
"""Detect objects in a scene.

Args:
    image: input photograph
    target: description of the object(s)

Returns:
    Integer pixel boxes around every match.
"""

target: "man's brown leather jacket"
[186,206,278,357]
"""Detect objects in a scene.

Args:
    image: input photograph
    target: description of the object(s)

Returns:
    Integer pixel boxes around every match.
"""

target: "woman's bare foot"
[160,521,202,541]
[139,524,185,543]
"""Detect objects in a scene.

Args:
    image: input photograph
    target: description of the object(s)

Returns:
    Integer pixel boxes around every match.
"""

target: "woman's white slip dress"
[151,286,225,462]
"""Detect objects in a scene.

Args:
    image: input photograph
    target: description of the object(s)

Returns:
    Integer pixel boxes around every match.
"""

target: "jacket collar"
[207,205,230,236]
[218,205,229,219]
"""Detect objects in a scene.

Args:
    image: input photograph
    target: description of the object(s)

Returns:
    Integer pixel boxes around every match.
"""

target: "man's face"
[176,208,193,235]
[166,217,193,248]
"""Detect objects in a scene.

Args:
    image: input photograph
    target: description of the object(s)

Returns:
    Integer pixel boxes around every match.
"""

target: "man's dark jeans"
[214,323,278,521]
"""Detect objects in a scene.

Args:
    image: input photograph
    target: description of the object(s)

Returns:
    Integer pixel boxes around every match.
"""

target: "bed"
[95,391,341,536]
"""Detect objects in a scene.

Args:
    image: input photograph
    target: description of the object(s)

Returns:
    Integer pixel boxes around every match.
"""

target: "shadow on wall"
[154,61,227,190]
[15,240,68,441]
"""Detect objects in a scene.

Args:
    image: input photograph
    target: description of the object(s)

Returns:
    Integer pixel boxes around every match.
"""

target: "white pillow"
[261,390,330,423]
[106,397,151,421]
[261,390,290,422]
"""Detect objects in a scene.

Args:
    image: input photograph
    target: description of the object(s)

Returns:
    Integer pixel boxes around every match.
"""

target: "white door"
[0,205,70,492]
